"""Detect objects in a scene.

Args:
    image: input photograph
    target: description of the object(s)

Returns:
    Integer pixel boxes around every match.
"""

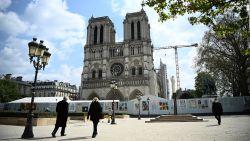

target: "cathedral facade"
[80,9,160,101]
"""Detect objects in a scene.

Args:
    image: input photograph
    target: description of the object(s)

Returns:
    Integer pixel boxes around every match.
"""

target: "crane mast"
[154,43,198,91]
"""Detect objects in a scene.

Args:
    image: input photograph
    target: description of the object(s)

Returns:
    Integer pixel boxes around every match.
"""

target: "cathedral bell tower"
[82,16,116,81]
[123,8,151,42]
[86,16,116,46]
[80,9,159,101]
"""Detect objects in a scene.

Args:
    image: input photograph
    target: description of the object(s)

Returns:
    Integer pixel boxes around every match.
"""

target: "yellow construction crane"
[154,43,198,91]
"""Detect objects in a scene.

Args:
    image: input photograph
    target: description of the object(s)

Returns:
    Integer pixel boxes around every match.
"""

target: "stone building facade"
[2,74,32,97]
[1,74,79,100]
[157,60,170,99]
[33,80,78,100]
[80,9,160,101]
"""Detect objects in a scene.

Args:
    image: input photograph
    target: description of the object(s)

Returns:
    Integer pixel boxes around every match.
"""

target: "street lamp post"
[147,97,150,118]
[173,92,177,115]
[21,38,51,138]
[110,80,117,124]
[137,95,141,120]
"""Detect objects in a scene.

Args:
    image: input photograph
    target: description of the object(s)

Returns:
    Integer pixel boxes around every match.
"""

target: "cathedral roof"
[125,8,147,18]
[89,16,114,26]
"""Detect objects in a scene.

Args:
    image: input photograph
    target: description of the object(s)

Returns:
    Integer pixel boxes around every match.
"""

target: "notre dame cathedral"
[80,9,169,101]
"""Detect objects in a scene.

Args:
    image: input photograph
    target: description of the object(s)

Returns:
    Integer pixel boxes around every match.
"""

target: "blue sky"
[0,0,208,91]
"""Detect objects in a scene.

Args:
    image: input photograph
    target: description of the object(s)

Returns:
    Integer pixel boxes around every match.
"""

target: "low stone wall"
[0,117,57,126]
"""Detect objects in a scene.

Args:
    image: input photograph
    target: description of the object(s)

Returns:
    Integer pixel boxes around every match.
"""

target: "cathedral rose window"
[111,63,124,76]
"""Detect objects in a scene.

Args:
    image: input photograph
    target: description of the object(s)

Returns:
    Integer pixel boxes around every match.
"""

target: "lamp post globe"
[21,38,51,139]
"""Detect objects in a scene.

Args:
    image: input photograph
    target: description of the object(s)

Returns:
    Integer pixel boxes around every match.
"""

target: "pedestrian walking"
[212,97,223,125]
[51,96,69,137]
[87,97,103,138]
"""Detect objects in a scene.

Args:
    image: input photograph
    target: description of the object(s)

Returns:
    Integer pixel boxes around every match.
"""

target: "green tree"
[194,72,216,98]
[144,0,248,25]
[196,13,249,96]
[179,89,196,99]
[143,0,249,96]
[189,89,198,98]
[0,79,22,103]
[144,0,249,43]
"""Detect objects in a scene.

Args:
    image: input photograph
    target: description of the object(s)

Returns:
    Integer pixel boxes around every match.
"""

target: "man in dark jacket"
[212,97,223,125]
[87,97,102,138]
[51,96,69,137]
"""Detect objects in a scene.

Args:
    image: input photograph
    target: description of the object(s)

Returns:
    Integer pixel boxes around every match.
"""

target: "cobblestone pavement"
[0,115,249,141]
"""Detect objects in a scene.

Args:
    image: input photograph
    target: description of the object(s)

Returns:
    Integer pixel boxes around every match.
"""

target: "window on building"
[92,70,96,78]
[92,50,95,59]
[110,48,123,58]
[99,50,103,58]
[100,25,103,44]
[109,49,112,57]
[132,67,136,75]
[138,46,142,54]
[139,67,143,75]
[130,46,134,55]
[94,26,97,45]
[98,70,102,78]
[119,48,123,56]
[131,22,134,40]
[137,21,141,40]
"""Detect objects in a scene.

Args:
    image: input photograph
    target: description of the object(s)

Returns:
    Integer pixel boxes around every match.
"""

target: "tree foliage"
[194,72,216,98]
[144,0,248,25]
[143,0,249,96]
[0,79,22,103]
[179,89,196,99]
[196,13,249,96]
[144,0,249,39]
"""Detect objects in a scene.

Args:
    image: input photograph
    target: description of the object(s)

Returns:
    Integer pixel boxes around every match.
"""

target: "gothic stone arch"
[106,89,124,101]
[87,92,100,100]
[129,89,143,100]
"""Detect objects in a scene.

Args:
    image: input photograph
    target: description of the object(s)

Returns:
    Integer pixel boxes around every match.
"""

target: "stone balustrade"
[82,78,149,88]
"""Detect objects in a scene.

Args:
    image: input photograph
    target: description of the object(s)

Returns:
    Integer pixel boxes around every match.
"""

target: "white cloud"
[180,70,196,89]
[111,0,120,13]
[111,0,143,15]
[0,11,27,35]
[23,0,84,40]
[0,0,85,87]
[38,64,82,86]
[0,37,31,74]
[14,64,82,87]
[0,0,11,10]
[22,0,85,60]
[178,48,198,89]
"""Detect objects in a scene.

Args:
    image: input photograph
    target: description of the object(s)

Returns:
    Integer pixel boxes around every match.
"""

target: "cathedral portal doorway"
[106,89,124,101]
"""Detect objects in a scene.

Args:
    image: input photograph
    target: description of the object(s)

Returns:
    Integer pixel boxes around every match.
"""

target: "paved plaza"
[0,115,249,141]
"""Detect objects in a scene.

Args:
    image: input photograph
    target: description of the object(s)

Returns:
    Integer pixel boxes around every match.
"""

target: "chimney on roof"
[5,74,12,80]
[16,76,23,81]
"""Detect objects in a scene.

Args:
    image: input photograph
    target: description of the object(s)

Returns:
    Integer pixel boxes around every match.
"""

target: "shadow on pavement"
[1,138,20,140]
[0,136,54,140]
[27,136,56,140]
[206,124,219,127]
[59,136,92,140]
